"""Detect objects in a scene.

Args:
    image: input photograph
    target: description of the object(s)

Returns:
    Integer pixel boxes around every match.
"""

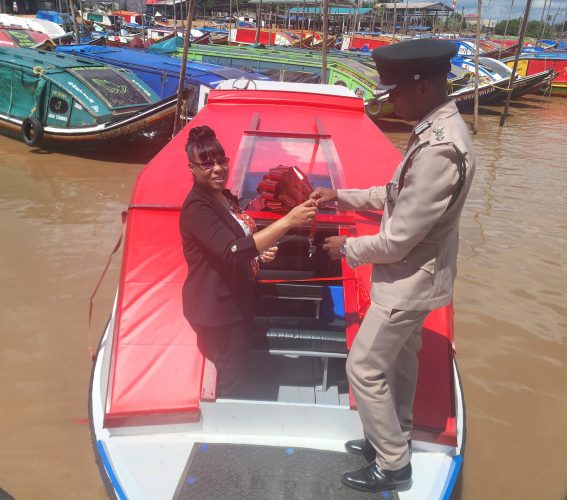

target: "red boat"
[90,81,465,499]
[502,52,567,97]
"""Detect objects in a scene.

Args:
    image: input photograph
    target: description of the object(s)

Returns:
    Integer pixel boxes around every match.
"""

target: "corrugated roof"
[288,7,373,15]
[381,2,454,11]
[248,0,356,6]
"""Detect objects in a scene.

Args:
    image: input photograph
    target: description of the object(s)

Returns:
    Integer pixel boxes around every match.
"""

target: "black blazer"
[180,184,259,328]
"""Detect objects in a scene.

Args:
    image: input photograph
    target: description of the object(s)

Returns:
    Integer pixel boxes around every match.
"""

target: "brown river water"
[0,96,566,500]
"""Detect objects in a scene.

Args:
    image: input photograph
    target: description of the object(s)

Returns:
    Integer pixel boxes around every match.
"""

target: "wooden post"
[499,0,515,57]
[255,0,262,44]
[540,0,552,39]
[393,0,397,39]
[301,0,305,39]
[140,0,146,46]
[538,0,548,36]
[321,0,329,84]
[228,0,232,45]
[67,0,80,43]
[173,0,177,33]
[472,0,482,135]
[550,5,560,38]
[172,0,195,137]
[500,0,533,127]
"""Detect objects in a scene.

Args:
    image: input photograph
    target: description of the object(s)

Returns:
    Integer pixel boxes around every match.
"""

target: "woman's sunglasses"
[190,157,230,172]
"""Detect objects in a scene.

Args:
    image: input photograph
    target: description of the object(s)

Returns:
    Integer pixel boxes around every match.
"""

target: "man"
[311,39,476,492]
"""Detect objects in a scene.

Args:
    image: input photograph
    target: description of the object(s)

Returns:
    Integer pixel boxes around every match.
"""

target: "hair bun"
[188,126,216,144]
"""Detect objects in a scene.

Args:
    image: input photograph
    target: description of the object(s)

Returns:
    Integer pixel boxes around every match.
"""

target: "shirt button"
[231,244,237,253]
[402,258,408,264]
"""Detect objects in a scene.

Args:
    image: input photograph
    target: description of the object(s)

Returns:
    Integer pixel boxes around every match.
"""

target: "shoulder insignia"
[432,121,445,141]
[414,120,431,135]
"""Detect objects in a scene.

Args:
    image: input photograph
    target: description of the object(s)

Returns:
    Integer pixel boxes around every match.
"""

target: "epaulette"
[414,120,431,135]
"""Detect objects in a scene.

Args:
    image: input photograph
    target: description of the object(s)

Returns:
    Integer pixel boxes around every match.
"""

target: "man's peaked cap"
[372,39,458,88]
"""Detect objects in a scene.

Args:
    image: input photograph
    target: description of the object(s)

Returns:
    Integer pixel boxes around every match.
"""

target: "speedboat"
[90,80,465,499]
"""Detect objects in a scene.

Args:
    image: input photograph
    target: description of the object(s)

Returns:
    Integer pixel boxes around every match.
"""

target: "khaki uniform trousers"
[346,302,430,471]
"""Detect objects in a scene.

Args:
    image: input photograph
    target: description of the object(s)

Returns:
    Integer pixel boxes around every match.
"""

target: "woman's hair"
[186,126,225,164]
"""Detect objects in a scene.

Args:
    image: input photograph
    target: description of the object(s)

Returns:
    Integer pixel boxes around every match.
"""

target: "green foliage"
[494,18,562,38]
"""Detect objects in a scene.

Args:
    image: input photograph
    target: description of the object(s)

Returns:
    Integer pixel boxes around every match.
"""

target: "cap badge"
[432,122,445,141]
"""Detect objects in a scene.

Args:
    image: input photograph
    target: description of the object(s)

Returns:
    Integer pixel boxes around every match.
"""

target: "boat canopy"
[55,44,270,96]
[146,35,183,55]
[0,47,158,120]
[0,27,50,48]
[104,86,458,448]
[36,10,71,27]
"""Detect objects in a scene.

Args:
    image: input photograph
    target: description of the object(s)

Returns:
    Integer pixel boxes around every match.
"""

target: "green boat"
[168,43,380,101]
[0,46,181,152]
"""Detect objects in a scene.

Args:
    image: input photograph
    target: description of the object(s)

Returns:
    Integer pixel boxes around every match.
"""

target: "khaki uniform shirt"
[338,99,476,311]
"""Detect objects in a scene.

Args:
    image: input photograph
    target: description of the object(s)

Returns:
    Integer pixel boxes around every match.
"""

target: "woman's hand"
[310,187,338,207]
[284,199,317,228]
[259,246,278,263]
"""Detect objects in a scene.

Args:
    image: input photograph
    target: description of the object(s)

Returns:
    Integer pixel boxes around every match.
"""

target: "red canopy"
[0,28,50,48]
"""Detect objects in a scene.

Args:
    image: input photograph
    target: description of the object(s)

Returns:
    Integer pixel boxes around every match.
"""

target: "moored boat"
[90,80,465,499]
[55,44,270,99]
[476,56,554,99]
[340,33,396,51]
[0,46,186,153]
[0,13,68,41]
[161,42,381,100]
[502,52,567,97]
[453,38,521,60]
[0,26,51,48]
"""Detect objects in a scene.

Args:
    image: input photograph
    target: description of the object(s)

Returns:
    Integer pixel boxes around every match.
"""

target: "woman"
[180,126,316,397]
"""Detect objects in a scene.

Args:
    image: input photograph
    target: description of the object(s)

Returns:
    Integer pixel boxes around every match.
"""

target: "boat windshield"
[231,129,346,212]
[68,66,153,109]
[339,58,379,82]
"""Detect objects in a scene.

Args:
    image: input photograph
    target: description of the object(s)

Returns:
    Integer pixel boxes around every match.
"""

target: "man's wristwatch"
[339,240,348,257]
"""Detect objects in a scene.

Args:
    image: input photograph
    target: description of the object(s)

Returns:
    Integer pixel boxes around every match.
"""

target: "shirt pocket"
[404,242,437,275]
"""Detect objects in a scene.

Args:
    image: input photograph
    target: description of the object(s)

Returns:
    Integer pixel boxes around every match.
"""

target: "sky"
[453,0,567,22]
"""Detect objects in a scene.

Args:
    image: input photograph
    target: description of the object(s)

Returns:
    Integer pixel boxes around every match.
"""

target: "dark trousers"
[191,320,250,397]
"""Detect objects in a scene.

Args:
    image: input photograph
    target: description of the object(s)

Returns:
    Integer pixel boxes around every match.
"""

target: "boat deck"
[92,323,461,500]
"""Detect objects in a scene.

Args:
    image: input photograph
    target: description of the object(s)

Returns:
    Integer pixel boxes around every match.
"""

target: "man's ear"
[418,79,433,97]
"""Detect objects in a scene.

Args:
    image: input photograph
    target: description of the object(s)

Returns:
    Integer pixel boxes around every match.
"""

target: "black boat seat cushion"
[252,317,347,356]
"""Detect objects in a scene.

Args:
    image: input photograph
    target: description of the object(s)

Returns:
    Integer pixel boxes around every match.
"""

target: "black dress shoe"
[344,438,376,462]
[342,462,412,492]
[345,438,412,463]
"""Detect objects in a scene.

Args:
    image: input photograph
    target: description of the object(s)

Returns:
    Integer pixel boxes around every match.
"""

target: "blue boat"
[55,44,270,99]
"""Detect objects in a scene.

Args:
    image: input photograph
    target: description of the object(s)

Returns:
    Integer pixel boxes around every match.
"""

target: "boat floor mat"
[174,442,399,499]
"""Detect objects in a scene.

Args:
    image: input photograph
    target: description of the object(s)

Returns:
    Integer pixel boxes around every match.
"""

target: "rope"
[88,211,127,362]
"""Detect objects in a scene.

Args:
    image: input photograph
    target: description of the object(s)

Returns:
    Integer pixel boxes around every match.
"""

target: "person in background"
[180,126,317,397]
[312,39,476,492]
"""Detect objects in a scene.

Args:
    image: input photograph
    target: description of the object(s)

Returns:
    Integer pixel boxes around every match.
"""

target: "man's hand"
[259,246,278,263]
[310,187,338,207]
[323,235,348,260]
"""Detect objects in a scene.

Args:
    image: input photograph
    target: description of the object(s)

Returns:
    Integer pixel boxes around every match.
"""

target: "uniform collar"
[412,99,459,137]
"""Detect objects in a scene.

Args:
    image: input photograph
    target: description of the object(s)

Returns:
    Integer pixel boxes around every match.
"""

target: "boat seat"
[251,316,347,392]
[251,316,347,357]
